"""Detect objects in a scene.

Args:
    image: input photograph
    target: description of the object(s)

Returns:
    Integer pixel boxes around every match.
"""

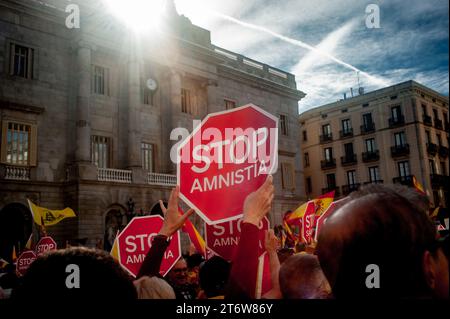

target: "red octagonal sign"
[16,250,37,277]
[205,216,270,262]
[178,104,278,225]
[117,215,181,277]
[35,236,57,256]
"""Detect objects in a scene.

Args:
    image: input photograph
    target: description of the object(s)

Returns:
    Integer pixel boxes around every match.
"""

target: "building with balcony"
[299,80,449,207]
[0,0,306,258]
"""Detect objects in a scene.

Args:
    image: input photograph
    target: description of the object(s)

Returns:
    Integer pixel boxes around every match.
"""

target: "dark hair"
[316,186,436,299]
[199,256,230,298]
[277,248,294,264]
[279,254,330,299]
[12,247,137,300]
[186,253,205,269]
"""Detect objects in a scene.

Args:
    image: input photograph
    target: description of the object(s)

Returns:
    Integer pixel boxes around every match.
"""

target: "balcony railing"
[389,115,405,127]
[423,114,432,126]
[362,150,380,162]
[98,168,132,183]
[434,118,443,130]
[4,165,30,181]
[339,128,353,139]
[427,143,438,156]
[322,187,340,197]
[321,158,336,170]
[438,146,449,158]
[360,123,375,134]
[342,183,361,196]
[148,173,177,186]
[393,175,414,187]
[341,154,357,166]
[363,180,384,185]
[391,144,410,158]
[320,133,333,144]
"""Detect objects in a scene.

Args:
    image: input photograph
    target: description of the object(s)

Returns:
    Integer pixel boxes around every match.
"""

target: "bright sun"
[103,0,166,33]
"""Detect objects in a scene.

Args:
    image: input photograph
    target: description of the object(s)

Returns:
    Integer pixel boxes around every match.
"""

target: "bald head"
[316,190,436,298]
[279,254,331,299]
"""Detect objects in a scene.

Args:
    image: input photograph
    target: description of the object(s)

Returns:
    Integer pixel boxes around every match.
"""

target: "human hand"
[159,186,194,237]
[265,229,279,254]
[243,175,274,226]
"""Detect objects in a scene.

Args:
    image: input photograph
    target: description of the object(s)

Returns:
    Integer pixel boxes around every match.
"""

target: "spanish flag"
[287,191,335,224]
[177,206,206,257]
[12,246,17,262]
[27,199,76,226]
[25,233,33,250]
[0,258,9,270]
[430,206,440,219]
[412,176,426,194]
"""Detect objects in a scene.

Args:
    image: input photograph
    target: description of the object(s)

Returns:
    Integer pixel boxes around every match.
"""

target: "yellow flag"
[110,231,119,261]
[430,206,440,219]
[27,199,76,226]
[25,233,33,250]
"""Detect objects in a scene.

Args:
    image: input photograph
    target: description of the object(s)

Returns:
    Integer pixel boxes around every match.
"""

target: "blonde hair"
[133,276,176,299]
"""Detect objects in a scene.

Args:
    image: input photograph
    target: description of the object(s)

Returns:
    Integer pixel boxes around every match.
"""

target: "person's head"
[185,253,205,286]
[133,276,176,299]
[279,254,331,299]
[277,248,294,264]
[166,258,188,287]
[199,256,231,298]
[316,185,447,298]
[12,247,136,299]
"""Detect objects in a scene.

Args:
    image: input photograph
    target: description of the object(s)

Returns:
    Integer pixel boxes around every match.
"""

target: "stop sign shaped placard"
[35,236,57,256]
[16,250,37,277]
[205,216,270,262]
[178,104,278,225]
[117,215,181,277]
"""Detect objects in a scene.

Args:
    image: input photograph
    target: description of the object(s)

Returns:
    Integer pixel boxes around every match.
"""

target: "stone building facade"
[0,0,305,258]
[299,80,449,207]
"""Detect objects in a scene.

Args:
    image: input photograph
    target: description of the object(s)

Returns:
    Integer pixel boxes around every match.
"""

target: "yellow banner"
[27,199,76,226]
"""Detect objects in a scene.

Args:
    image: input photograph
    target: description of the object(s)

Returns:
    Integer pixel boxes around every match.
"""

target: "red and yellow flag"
[412,176,426,194]
[287,191,335,224]
[179,207,206,257]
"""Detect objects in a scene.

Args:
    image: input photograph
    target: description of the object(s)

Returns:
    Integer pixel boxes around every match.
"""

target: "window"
[304,153,310,167]
[302,130,307,141]
[181,88,192,114]
[322,124,331,136]
[10,43,34,79]
[425,131,431,144]
[344,143,354,157]
[141,143,154,172]
[326,173,336,188]
[394,132,406,146]
[1,122,36,166]
[92,65,109,95]
[391,105,402,120]
[142,82,154,105]
[91,136,110,168]
[225,99,236,110]
[422,104,428,116]
[365,138,376,152]
[280,114,288,136]
[363,113,373,126]
[306,177,312,194]
[281,163,295,190]
[324,147,333,161]
[436,134,442,146]
[429,159,436,175]
[398,161,410,177]
[433,109,439,120]
[342,119,351,133]
[440,161,447,176]
[347,170,357,185]
[369,166,380,182]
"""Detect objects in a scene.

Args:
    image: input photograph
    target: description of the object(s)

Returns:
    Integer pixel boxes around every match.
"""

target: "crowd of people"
[0,176,448,299]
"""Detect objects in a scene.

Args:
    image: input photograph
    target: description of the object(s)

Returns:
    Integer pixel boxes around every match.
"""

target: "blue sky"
[175,0,449,114]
